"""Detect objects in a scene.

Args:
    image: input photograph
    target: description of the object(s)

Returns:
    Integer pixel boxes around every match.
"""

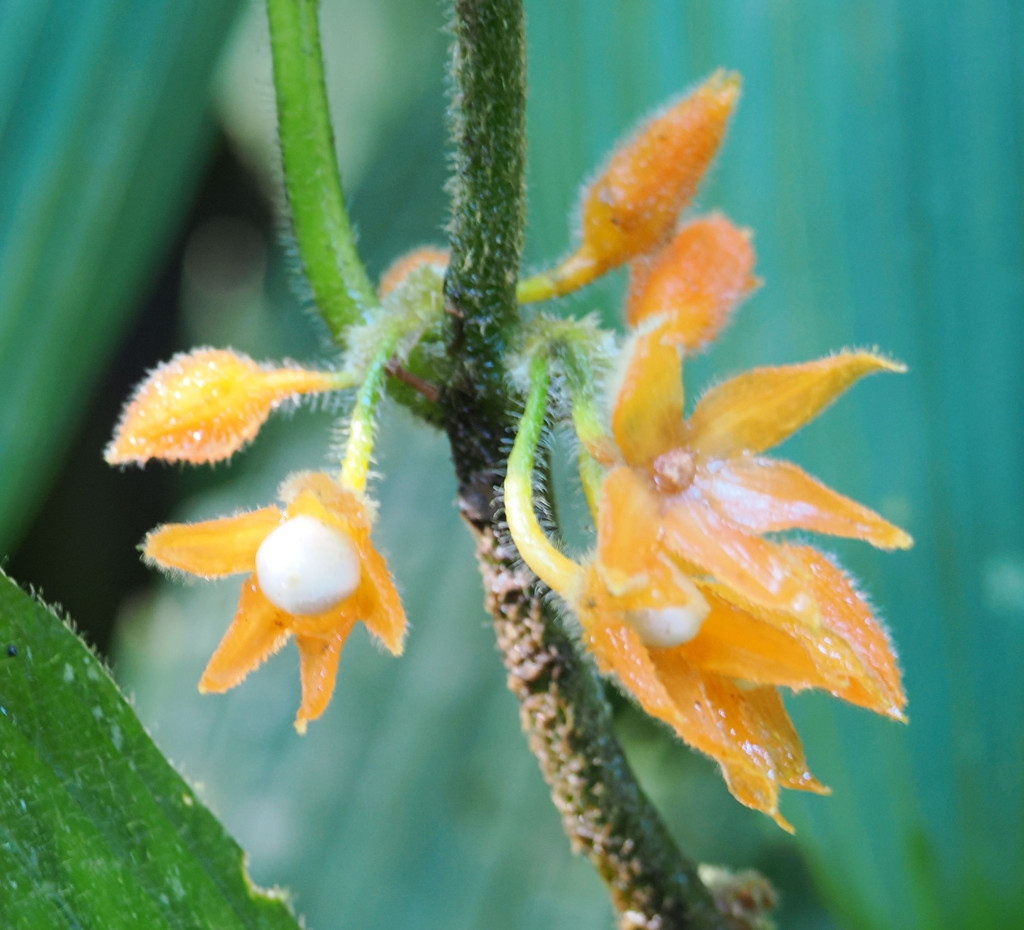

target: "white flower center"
[255,515,360,615]
[628,602,709,649]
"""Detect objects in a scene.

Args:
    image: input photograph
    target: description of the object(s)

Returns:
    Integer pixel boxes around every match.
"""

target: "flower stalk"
[340,338,398,494]
[503,354,582,595]
[266,0,377,341]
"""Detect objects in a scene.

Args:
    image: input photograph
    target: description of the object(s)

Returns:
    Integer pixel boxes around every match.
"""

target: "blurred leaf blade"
[0,0,242,553]
[0,569,302,929]
[524,1,1023,927]
[99,1,1022,928]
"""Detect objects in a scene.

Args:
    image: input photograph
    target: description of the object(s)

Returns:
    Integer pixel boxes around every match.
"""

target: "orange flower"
[106,348,341,466]
[569,325,911,827]
[518,70,740,302]
[626,213,758,351]
[144,472,406,733]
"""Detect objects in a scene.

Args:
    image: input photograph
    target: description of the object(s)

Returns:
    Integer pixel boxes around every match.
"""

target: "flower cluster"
[108,68,911,831]
[107,292,426,730]
[508,71,910,829]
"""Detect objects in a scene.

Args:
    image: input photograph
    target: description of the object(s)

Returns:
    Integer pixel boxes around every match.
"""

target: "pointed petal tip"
[772,811,796,834]
[888,528,914,550]
[197,676,226,695]
[294,716,309,736]
[841,350,907,376]
[102,441,135,467]
[707,68,742,100]
[801,775,831,796]
[198,659,252,694]
[886,702,909,723]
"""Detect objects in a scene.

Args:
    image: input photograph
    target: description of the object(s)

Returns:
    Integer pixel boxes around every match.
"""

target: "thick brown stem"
[461,505,727,930]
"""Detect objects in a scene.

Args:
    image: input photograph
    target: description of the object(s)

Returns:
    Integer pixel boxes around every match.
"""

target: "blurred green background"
[1,1,1020,927]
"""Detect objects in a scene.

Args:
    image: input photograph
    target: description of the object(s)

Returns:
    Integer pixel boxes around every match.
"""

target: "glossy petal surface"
[647,657,826,830]
[294,628,352,733]
[106,349,337,465]
[682,586,899,716]
[581,70,740,269]
[200,578,290,693]
[696,456,912,549]
[659,493,816,623]
[144,507,283,578]
[582,608,679,722]
[627,213,756,350]
[611,327,686,466]
[688,352,904,458]
[785,545,905,718]
[596,466,662,581]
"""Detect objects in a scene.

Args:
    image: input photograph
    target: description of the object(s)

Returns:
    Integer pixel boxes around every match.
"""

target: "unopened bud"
[627,214,757,350]
[518,70,741,302]
[106,349,338,466]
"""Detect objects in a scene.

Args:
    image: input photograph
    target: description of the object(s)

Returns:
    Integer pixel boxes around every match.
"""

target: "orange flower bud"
[106,348,339,466]
[518,70,740,302]
[627,213,757,350]
[378,246,449,298]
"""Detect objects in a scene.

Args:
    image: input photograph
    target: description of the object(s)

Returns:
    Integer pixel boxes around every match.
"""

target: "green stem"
[442,3,727,927]
[339,343,388,495]
[266,0,377,342]
[444,0,526,383]
[504,355,582,594]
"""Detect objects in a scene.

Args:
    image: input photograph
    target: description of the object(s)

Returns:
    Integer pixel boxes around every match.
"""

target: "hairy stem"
[266,0,377,341]
[441,2,726,927]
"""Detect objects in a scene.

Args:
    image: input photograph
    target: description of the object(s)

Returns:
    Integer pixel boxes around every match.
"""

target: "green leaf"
[0,570,302,929]
[0,0,242,552]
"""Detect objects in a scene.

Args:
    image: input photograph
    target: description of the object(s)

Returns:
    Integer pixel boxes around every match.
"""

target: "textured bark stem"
[441,1,728,927]
[474,520,730,930]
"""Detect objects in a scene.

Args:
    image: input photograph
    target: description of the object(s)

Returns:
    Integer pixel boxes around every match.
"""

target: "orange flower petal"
[106,348,338,465]
[612,326,686,466]
[680,592,839,690]
[786,545,906,719]
[626,214,757,351]
[688,352,906,459]
[355,547,407,655]
[596,467,662,582]
[286,473,406,655]
[659,493,817,623]
[646,658,826,829]
[143,506,282,577]
[679,587,881,710]
[696,456,913,549]
[294,626,355,734]
[199,577,290,693]
[581,597,680,723]
[284,472,373,534]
